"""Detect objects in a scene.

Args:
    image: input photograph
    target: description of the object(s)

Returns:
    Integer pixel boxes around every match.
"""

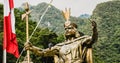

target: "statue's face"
[65,25,76,36]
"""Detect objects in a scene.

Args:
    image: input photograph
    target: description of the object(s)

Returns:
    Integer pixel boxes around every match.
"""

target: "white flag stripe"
[11,8,15,33]
[4,0,10,16]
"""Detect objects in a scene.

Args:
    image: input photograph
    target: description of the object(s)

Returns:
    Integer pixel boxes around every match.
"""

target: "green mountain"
[91,1,120,63]
[79,14,90,18]
[30,2,65,34]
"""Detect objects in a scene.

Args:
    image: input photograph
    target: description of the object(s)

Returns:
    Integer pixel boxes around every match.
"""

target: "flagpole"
[3,0,7,63]
[3,49,6,63]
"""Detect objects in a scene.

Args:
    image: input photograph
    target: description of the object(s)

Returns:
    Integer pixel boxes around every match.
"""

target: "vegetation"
[0,0,120,63]
[91,1,120,63]
[29,2,65,34]
[0,4,3,63]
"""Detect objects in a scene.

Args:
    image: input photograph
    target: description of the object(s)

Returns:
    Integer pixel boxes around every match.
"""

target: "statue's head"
[64,21,78,39]
[62,8,80,40]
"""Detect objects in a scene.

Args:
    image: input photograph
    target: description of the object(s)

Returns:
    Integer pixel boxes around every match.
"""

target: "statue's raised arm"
[84,20,98,45]
[91,21,98,45]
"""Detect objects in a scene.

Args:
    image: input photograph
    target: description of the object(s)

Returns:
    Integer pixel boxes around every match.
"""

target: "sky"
[0,0,111,17]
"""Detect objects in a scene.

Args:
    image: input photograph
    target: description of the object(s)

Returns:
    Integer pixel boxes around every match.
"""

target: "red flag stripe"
[9,0,14,9]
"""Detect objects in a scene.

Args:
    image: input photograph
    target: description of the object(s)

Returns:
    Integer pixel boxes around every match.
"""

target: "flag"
[3,0,19,58]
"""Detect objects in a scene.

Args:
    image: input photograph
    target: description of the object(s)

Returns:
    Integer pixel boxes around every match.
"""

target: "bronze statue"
[25,8,98,63]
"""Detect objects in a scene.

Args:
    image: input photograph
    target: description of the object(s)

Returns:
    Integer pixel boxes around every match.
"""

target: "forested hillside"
[30,2,65,34]
[91,1,120,63]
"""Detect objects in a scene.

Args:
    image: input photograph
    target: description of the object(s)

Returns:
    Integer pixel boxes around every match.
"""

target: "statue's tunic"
[53,36,92,63]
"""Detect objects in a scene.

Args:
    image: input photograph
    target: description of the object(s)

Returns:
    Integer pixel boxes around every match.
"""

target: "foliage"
[91,1,120,63]
[29,2,65,34]
[0,4,3,63]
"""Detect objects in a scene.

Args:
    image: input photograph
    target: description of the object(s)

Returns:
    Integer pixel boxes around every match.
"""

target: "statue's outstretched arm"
[25,42,59,57]
[25,42,44,56]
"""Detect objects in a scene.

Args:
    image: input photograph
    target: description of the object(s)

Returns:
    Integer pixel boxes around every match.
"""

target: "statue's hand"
[91,21,97,29]
[24,42,33,50]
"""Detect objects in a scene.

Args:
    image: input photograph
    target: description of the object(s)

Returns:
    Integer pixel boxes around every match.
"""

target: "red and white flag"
[3,0,19,58]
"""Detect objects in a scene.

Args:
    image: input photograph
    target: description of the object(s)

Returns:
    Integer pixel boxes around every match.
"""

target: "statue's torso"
[55,36,91,63]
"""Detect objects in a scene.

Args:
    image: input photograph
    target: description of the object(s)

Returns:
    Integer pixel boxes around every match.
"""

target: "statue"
[25,8,98,63]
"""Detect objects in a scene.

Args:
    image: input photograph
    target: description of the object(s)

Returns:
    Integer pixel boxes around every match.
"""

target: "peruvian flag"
[3,0,19,58]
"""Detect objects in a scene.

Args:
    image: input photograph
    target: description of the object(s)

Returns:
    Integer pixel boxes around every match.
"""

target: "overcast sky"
[0,0,111,17]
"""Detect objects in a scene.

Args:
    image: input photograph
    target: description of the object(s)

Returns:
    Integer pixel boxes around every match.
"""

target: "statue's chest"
[60,42,81,58]
[59,42,82,63]
[60,42,80,56]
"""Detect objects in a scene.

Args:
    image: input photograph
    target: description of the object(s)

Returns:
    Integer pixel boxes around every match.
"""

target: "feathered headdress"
[62,8,71,27]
